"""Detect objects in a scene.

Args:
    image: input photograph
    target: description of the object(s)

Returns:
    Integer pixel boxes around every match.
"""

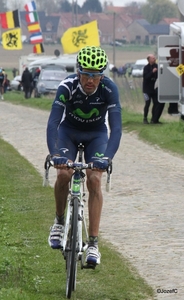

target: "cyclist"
[47,45,122,266]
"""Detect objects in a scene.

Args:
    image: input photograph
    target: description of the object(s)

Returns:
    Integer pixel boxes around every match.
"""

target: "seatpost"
[78,143,84,163]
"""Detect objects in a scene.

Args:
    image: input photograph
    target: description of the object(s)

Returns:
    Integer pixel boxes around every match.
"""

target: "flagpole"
[34,0,45,54]
[76,0,78,26]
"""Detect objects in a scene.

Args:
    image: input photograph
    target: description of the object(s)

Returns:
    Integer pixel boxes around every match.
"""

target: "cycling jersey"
[47,74,122,159]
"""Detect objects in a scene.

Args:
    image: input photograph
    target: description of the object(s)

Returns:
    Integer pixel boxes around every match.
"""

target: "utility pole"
[113,12,116,67]
[72,0,75,26]
[75,0,78,26]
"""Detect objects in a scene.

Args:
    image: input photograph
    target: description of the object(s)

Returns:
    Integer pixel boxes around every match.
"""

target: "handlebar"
[43,155,112,192]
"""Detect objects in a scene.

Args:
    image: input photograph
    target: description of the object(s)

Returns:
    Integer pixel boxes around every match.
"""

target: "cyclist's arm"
[104,110,122,159]
[47,85,68,155]
[102,80,122,159]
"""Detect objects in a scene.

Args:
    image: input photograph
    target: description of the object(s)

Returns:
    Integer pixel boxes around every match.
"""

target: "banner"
[33,43,44,53]
[30,32,43,44]
[0,9,20,29]
[27,22,41,33]
[24,1,37,12]
[2,28,22,50]
[61,20,100,54]
[25,12,38,23]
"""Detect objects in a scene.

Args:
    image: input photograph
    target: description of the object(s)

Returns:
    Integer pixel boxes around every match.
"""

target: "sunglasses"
[79,70,103,79]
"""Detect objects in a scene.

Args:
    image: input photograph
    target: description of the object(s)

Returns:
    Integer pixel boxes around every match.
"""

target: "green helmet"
[77,46,108,71]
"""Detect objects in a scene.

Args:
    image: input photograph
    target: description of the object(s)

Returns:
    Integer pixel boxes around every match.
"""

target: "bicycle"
[43,143,112,299]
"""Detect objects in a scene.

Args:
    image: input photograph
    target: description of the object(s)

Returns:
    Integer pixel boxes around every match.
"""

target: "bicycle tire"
[66,197,78,299]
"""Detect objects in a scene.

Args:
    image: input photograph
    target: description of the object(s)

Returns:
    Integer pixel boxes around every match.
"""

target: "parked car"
[109,41,123,47]
[34,68,67,97]
[132,59,147,77]
[10,75,22,91]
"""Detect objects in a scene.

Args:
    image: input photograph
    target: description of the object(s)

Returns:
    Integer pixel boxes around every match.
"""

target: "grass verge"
[0,139,154,299]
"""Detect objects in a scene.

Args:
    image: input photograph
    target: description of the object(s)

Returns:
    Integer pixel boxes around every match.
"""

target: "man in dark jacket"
[21,67,33,99]
[142,54,164,124]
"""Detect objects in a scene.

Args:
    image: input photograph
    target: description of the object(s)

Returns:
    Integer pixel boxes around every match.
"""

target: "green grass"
[3,91,53,111]
[0,139,154,300]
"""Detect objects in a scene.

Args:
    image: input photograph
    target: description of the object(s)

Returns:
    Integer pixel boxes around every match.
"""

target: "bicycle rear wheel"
[66,197,78,299]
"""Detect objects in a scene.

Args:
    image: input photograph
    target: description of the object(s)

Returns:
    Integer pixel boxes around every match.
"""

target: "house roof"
[144,24,169,34]
[20,11,60,33]
[159,18,180,25]
[136,19,150,26]
[105,6,126,14]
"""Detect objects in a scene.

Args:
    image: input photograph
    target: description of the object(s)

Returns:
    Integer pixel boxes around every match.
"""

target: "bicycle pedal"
[82,263,96,269]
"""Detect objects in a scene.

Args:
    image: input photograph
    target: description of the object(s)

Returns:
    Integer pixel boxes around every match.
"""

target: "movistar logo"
[72,108,99,119]
[95,153,104,158]
[59,94,67,103]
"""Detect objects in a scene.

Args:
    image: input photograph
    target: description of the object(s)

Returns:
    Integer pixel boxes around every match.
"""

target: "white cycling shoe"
[86,246,101,265]
[48,223,64,249]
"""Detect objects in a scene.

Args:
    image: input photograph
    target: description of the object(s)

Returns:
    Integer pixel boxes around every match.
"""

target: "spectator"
[12,67,18,78]
[0,68,5,100]
[126,66,132,77]
[33,67,41,89]
[2,69,10,93]
[168,103,179,115]
[142,54,163,124]
[21,67,33,99]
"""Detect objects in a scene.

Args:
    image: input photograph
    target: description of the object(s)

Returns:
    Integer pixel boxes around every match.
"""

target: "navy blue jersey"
[47,74,122,159]
[0,73,5,86]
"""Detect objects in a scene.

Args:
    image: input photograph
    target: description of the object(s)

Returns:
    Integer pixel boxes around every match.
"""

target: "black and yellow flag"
[61,20,100,54]
[2,28,22,50]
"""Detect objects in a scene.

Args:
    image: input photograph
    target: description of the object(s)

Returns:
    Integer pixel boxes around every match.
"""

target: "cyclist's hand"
[93,157,111,171]
[52,156,69,168]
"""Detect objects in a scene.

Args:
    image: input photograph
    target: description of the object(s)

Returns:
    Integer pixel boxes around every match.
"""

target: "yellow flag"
[2,28,22,50]
[61,20,100,54]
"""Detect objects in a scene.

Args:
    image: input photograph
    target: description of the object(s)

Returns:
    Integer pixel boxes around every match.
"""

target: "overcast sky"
[76,0,177,6]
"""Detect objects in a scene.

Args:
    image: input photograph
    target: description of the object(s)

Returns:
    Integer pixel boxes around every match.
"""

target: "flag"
[25,12,38,23]
[24,1,37,12]
[30,32,43,44]
[61,20,100,54]
[27,22,41,33]
[0,9,20,29]
[2,28,22,50]
[33,43,44,53]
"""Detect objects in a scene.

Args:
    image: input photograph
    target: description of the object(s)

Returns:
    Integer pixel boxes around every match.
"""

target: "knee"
[87,172,101,192]
[57,170,71,185]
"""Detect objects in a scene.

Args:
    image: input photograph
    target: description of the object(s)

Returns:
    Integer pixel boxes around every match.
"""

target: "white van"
[28,54,78,76]
[132,59,147,77]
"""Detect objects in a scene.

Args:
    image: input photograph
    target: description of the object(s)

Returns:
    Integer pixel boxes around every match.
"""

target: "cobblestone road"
[0,102,184,299]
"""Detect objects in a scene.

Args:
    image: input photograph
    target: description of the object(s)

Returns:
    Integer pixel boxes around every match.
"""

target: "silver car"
[34,69,67,97]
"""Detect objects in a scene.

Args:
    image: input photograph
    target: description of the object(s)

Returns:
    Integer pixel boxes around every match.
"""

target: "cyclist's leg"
[49,126,78,249]
[84,131,108,265]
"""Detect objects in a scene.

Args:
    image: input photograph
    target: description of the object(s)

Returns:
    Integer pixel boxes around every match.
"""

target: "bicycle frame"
[62,145,89,261]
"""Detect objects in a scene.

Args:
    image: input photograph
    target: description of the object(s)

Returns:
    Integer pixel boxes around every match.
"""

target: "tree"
[59,0,72,12]
[0,0,7,12]
[141,0,178,24]
[36,0,59,13]
[82,0,102,13]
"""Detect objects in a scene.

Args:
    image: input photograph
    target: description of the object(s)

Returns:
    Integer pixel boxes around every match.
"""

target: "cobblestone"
[0,102,183,299]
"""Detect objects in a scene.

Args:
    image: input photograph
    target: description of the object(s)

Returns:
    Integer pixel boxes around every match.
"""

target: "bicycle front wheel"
[66,197,78,299]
